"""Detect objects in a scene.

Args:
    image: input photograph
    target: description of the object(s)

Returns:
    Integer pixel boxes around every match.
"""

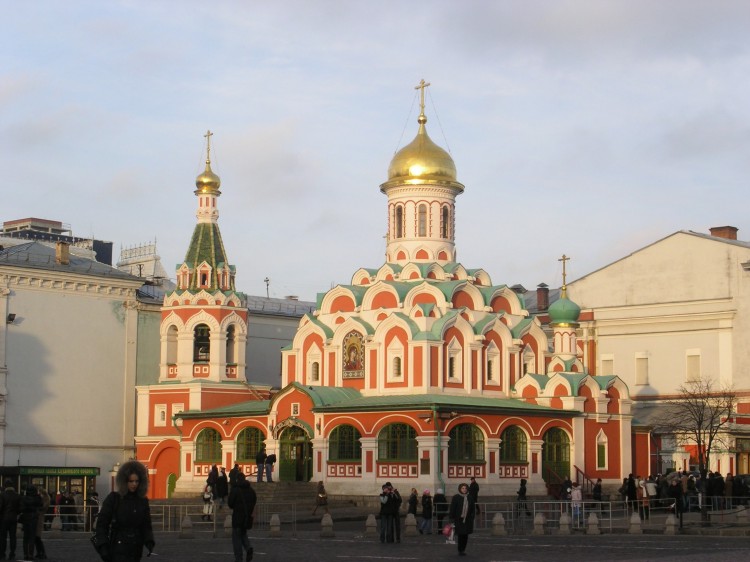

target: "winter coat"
[420,495,433,518]
[449,489,475,535]
[1,487,21,523]
[94,460,155,562]
[228,477,257,529]
[36,489,51,536]
[433,492,448,515]
[216,471,229,499]
[18,489,42,529]
[407,492,418,515]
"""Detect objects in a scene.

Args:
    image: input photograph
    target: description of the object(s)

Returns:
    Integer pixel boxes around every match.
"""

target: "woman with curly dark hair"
[94,461,155,562]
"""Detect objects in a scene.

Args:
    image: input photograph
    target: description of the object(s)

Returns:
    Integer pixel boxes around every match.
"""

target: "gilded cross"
[414,79,431,116]
[204,130,213,162]
[558,254,570,288]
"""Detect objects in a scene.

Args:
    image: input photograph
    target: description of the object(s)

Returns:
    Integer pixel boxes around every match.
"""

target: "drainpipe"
[433,406,445,493]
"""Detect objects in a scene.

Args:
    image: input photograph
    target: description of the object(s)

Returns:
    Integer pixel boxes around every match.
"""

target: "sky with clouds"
[3,1,749,301]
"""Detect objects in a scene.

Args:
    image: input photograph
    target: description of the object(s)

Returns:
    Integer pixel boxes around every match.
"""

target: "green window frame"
[378,423,417,461]
[236,427,265,462]
[448,424,485,462]
[328,424,362,461]
[499,425,528,463]
[195,428,222,463]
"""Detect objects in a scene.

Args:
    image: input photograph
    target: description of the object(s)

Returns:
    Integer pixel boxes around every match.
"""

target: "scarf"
[460,492,469,520]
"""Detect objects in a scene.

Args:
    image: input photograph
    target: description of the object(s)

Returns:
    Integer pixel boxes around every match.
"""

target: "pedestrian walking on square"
[312,481,328,515]
[449,482,475,556]
[433,488,448,532]
[418,490,433,534]
[0,479,21,560]
[228,472,257,562]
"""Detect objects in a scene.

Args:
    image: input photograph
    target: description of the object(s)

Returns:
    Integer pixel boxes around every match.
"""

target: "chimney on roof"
[55,241,70,265]
[537,283,549,311]
[285,295,299,301]
[709,226,738,240]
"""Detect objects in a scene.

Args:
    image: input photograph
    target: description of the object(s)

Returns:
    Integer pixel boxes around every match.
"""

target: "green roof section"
[349,315,375,336]
[302,313,334,339]
[472,313,501,335]
[390,312,421,337]
[178,399,271,418]
[557,373,588,393]
[516,373,550,391]
[180,222,235,292]
[315,392,576,416]
[382,281,420,301]
[286,382,362,407]
[426,279,464,300]
[510,317,534,338]
[593,375,617,390]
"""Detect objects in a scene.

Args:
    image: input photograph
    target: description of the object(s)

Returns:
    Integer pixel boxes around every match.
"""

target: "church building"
[136,84,638,498]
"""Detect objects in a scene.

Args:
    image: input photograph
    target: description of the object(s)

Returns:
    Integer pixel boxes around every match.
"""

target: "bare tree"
[653,379,736,474]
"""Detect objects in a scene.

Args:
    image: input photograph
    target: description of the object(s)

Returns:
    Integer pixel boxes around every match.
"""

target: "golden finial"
[558,254,570,297]
[414,79,431,124]
[204,130,213,164]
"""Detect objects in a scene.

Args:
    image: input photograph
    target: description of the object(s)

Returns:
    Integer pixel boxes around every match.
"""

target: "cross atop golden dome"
[385,80,458,184]
[195,130,221,194]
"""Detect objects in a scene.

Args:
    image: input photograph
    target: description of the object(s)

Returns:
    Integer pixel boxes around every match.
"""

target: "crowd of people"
[379,481,477,556]
[617,470,747,517]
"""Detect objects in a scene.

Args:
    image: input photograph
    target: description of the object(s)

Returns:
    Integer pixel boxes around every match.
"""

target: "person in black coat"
[449,482,476,556]
[216,467,229,508]
[468,477,480,514]
[0,480,22,560]
[432,488,448,533]
[19,486,42,561]
[94,460,155,562]
[228,472,257,562]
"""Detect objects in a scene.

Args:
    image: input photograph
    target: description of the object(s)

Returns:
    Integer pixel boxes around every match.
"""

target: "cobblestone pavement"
[31,530,750,562]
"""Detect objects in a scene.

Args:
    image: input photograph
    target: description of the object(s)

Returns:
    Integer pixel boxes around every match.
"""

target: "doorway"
[278,426,312,482]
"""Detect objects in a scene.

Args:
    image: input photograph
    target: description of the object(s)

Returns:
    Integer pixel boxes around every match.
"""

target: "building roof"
[0,241,140,282]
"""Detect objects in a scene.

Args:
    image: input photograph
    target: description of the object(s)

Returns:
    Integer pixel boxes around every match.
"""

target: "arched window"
[311,362,320,382]
[328,424,362,461]
[418,204,427,237]
[226,325,236,364]
[236,427,265,462]
[499,426,528,462]
[441,206,450,238]
[378,423,417,461]
[395,206,404,239]
[392,357,402,377]
[448,424,485,462]
[596,430,608,470]
[195,428,222,462]
[194,324,210,362]
[166,325,178,365]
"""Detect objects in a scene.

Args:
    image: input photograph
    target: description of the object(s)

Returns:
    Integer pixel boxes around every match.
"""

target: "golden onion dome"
[195,159,221,194]
[387,114,457,182]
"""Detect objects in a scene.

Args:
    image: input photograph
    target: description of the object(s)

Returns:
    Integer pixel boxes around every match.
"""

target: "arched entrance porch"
[276,423,313,482]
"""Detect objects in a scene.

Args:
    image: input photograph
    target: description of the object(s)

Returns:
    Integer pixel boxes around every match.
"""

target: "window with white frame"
[686,350,701,382]
[172,403,184,426]
[292,403,300,416]
[486,342,500,382]
[447,338,463,382]
[596,430,608,470]
[600,354,614,376]
[635,353,648,385]
[387,340,405,382]
[154,404,167,427]
[307,344,322,385]
[523,346,536,375]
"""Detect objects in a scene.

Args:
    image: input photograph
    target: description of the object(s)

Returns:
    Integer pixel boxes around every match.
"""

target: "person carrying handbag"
[228,472,257,562]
